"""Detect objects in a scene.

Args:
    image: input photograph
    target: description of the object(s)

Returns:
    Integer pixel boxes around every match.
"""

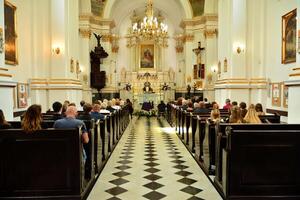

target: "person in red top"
[223,98,232,110]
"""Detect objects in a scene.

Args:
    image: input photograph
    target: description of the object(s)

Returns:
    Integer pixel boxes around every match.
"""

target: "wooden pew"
[215,124,300,200]
[0,128,91,200]
[94,120,103,174]
[259,114,280,123]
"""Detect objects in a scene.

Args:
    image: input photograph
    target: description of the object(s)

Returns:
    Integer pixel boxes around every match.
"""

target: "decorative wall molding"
[180,14,218,29]
[0,73,13,78]
[79,28,91,38]
[0,67,9,71]
[30,78,83,90]
[0,80,17,87]
[215,78,268,89]
[203,29,218,38]
[79,14,115,29]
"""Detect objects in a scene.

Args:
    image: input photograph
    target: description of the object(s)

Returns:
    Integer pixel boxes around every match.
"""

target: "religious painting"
[282,9,297,64]
[4,1,18,65]
[193,64,198,79]
[272,83,281,107]
[140,44,154,69]
[0,28,3,53]
[298,30,300,54]
[200,64,205,79]
[283,84,288,108]
[17,83,28,108]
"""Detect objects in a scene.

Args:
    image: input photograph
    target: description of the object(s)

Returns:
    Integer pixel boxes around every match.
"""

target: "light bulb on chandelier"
[132,0,168,39]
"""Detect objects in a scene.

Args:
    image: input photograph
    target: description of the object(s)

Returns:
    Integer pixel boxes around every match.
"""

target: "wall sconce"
[211,66,218,73]
[52,44,63,55]
[52,47,61,55]
[70,58,74,73]
[234,43,245,54]
[76,61,82,74]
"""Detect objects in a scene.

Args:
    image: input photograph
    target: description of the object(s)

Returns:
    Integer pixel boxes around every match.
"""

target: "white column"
[216,0,249,105]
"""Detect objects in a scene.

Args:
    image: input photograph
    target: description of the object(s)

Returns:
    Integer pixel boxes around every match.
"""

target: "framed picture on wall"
[17,83,28,108]
[282,9,297,64]
[271,82,282,107]
[193,64,198,79]
[140,44,154,69]
[4,0,18,65]
[283,84,288,108]
[0,27,3,53]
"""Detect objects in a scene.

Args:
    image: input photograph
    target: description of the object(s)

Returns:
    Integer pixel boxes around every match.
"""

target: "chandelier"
[132,0,168,40]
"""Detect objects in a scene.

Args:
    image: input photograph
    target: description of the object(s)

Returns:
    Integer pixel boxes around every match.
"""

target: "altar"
[135,93,162,105]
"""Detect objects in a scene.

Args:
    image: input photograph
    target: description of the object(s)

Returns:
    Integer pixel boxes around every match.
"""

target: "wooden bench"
[214,124,300,199]
[0,128,91,200]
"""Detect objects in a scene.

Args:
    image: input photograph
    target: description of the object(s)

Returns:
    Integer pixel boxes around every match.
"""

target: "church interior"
[0,0,300,199]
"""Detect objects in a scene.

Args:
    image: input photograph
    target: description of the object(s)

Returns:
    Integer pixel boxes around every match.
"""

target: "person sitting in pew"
[255,103,265,116]
[100,102,110,114]
[239,102,248,118]
[229,106,244,123]
[107,101,116,113]
[52,101,63,120]
[244,104,261,123]
[90,104,106,120]
[194,101,210,114]
[77,103,92,121]
[210,103,221,122]
[22,104,48,133]
[0,109,11,129]
[223,98,232,111]
[53,106,89,144]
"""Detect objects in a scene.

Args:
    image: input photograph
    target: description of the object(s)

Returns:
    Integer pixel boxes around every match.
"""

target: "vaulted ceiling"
[91,0,206,35]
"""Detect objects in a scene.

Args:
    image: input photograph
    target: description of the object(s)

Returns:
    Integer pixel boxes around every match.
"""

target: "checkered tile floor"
[87,117,222,200]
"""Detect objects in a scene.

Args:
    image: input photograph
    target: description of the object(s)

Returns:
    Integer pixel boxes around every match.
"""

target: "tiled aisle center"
[88,117,223,200]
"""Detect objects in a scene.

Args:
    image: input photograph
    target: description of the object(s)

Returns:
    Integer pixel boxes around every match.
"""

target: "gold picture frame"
[0,28,3,53]
[140,44,155,69]
[17,83,28,108]
[271,82,282,107]
[4,0,18,65]
[283,84,288,108]
[282,9,297,64]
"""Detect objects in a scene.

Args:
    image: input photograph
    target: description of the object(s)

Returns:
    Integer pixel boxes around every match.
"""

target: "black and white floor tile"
[88,117,222,200]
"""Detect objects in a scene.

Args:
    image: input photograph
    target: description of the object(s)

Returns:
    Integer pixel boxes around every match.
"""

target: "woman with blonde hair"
[244,104,261,123]
[210,103,220,121]
[229,106,244,123]
[21,104,44,133]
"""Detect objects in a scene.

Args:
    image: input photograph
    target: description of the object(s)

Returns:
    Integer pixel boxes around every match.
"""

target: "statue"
[187,84,191,98]
[93,33,102,47]
[162,82,169,91]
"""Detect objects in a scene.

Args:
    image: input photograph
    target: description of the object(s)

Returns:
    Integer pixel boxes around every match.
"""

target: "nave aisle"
[88,117,222,200]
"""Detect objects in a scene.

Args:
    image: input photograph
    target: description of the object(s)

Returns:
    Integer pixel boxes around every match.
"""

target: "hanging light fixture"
[132,0,168,40]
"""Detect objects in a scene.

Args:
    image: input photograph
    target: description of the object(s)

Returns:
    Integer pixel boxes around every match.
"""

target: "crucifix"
[192,42,206,79]
[192,42,205,64]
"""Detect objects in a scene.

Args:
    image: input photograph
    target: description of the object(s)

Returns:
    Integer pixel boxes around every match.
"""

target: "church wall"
[264,0,297,116]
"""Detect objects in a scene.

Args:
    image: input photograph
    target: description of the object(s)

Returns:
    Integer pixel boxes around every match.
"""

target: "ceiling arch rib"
[103,0,192,19]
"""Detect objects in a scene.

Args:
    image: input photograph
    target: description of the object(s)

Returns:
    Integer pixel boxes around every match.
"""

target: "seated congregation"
[166,96,300,200]
[0,98,132,200]
[0,96,299,200]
